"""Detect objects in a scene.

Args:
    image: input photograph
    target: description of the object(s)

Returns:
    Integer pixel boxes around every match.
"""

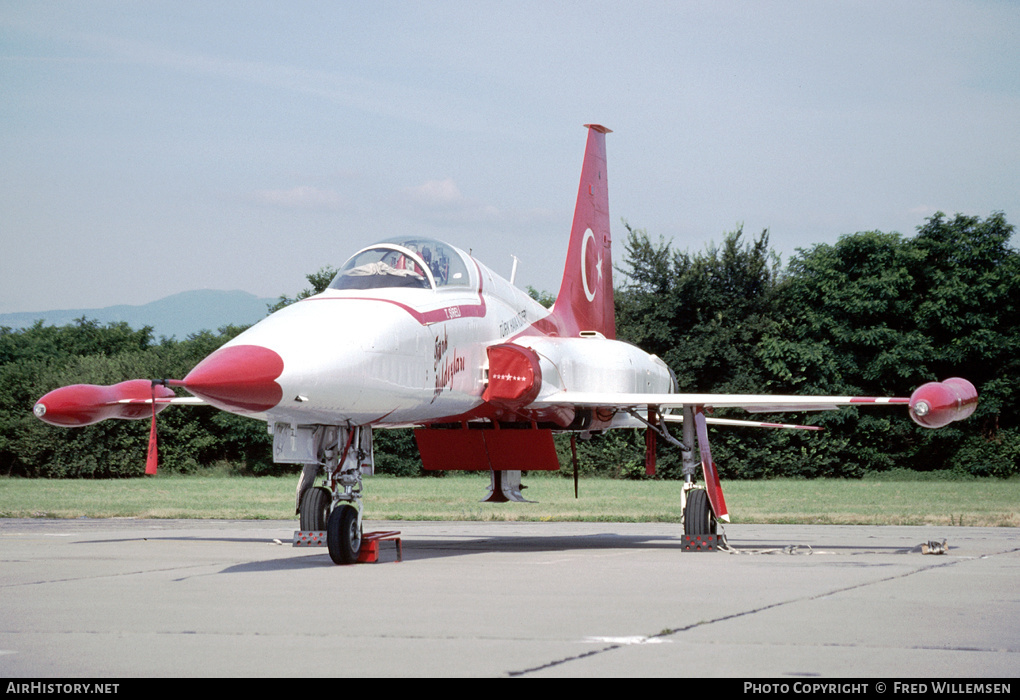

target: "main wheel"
[327,504,362,565]
[684,488,717,536]
[299,486,331,531]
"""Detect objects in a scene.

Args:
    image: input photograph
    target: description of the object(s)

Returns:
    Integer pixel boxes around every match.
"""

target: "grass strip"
[1,474,1017,527]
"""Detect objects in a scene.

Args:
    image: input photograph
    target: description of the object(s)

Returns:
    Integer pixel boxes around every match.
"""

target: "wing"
[118,397,206,406]
[531,376,977,430]
[533,390,908,413]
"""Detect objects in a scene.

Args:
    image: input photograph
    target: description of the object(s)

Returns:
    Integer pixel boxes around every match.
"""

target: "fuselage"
[181,236,674,430]
[182,238,563,426]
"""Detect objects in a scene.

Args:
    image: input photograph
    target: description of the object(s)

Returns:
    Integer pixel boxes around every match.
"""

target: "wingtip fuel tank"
[908,378,978,429]
[33,380,176,427]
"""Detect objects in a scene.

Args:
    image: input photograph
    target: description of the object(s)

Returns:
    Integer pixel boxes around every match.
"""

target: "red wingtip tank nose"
[908,377,978,429]
[33,380,176,427]
[183,345,285,413]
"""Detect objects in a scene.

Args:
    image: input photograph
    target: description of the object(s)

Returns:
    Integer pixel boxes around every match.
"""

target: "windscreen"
[329,238,471,291]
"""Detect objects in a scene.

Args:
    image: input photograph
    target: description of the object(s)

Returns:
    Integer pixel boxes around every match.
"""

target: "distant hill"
[0,290,277,339]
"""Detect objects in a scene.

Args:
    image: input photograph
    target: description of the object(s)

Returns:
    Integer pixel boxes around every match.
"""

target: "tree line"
[1,212,1015,479]
[608,212,1017,479]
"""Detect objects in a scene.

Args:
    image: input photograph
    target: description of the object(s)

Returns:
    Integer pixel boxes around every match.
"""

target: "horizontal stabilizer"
[661,414,823,431]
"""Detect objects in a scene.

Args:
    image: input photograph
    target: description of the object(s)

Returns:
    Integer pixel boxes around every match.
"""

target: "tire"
[327,504,362,565]
[684,488,717,536]
[299,486,331,531]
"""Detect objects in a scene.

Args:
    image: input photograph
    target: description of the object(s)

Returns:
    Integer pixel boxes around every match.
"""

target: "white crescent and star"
[580,228,602,302]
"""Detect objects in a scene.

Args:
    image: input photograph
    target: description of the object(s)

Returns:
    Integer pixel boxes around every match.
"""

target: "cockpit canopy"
[329,237,472,291]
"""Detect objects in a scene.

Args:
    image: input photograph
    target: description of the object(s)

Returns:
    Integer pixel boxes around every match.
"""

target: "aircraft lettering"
[499,309,528,338]
[434,328,449,367]
[433,351,466,401]
[432,327,465,402]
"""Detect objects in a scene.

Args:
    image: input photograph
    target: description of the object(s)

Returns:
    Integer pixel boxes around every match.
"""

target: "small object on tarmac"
[682,533,726,552]
[293,530,326,547]
[921,539,948,555]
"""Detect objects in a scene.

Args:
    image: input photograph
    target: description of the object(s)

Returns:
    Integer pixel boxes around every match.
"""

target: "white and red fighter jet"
[33,125,978,564]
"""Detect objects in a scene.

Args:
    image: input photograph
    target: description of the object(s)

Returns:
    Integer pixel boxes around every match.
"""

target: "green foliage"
[526,286,556,308]
[616,222,781,393]
[617,212,1017,479]
[374,429,429,476]
[267,266,339,313]
[555,431,647,480]
[0,318,154,365]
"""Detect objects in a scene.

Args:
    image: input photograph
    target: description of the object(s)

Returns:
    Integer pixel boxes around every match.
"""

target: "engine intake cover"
[483,344,542,409]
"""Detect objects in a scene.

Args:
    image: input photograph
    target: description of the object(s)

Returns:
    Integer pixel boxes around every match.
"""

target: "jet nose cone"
[183,345,284,413]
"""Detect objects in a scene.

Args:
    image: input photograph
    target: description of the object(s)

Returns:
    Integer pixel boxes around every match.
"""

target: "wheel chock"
[682,533,726,552]
[293,530,326,546]
[358,531,403,563]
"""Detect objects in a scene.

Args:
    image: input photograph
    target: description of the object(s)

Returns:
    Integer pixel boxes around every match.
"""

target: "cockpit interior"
[329,237,471,291]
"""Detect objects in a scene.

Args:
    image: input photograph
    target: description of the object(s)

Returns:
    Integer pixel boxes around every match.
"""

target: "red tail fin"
[551,124,615,339]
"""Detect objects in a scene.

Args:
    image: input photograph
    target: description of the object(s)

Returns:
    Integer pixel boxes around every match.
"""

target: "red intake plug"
[34,380,176,427]
[182,345,284,413]
[908,378,978,429]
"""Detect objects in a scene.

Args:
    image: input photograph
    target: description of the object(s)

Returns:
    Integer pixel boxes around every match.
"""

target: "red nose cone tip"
[183,345,284,413]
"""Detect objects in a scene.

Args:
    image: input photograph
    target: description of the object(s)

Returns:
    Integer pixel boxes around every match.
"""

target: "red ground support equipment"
[357,531,403,563]
[293,531,326,546]
[681,534,726,552]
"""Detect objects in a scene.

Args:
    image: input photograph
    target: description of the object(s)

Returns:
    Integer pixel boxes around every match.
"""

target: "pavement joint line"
[505,546,1016,677]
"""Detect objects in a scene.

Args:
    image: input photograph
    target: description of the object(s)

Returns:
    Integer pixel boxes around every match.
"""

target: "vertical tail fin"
[550,124,615,339]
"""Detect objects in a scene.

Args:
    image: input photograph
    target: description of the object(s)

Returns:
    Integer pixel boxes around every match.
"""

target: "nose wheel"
[327,503,363,565]
[299,486,331,531]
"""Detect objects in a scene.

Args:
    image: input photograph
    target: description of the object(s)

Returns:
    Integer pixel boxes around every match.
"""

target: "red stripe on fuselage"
[299,294,486,326]
[301,260,488,326]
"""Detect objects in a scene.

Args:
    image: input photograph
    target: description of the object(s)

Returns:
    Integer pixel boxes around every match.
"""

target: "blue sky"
[2,1,1018,314]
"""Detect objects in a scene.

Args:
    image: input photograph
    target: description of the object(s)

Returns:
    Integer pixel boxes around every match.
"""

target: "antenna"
[509,255,520,285]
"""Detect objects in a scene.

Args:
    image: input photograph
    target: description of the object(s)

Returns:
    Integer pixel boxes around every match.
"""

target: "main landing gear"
[629,404,724,542]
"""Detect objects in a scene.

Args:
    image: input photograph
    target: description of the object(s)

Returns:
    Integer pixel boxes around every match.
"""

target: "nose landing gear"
[291,424,373,565]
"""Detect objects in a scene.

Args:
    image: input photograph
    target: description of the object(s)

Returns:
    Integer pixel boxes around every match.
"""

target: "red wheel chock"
[357,531,403,563]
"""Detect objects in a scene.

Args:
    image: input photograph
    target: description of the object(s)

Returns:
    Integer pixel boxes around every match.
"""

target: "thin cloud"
[399,178,499,224]
[5,19,488,133]
[254,186,346,211]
